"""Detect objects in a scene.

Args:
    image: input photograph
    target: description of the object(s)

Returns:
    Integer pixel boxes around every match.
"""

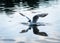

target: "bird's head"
[28,20,31,22]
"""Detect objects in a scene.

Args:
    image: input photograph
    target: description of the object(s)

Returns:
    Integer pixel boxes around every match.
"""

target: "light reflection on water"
[0,0,60,43]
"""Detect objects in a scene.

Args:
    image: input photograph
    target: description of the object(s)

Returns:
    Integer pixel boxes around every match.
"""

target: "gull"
[19,13,48,36]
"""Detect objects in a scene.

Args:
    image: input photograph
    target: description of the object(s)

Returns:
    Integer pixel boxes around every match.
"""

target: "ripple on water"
[0,39,15,41]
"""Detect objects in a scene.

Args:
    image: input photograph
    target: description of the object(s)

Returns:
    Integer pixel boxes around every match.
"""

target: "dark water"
[0,0,60,43]
[0,0,57,15]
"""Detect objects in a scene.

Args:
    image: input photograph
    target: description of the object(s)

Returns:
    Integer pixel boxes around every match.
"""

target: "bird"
[19,13,48,36]
[20,13,48,26]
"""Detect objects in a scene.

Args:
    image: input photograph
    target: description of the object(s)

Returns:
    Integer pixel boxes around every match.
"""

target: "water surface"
[0,0,60,43]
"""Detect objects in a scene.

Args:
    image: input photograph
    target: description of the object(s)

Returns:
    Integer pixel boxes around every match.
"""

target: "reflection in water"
[1,39,15,41]
[24,0,39,8]
[4,0,14,7]
[0,0,57,15]
[4,9,16,14]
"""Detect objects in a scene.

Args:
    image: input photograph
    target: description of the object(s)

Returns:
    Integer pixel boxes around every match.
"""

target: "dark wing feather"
[32,13,48,23]
[33,15,39,23]
[20,13,31,22]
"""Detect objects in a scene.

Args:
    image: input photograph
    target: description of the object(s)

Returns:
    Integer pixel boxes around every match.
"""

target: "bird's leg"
[20,27,31,33]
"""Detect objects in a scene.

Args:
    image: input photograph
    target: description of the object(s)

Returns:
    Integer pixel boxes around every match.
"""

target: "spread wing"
[32,13,48,23]
[19,13,31,22]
